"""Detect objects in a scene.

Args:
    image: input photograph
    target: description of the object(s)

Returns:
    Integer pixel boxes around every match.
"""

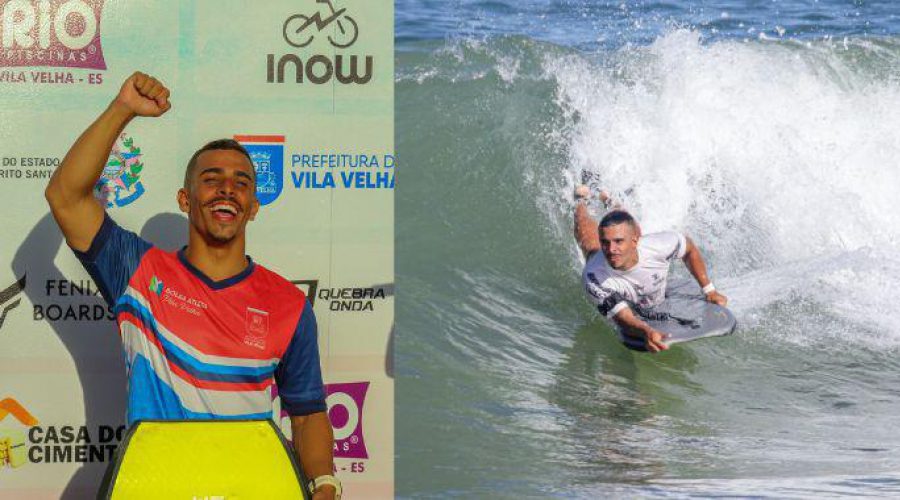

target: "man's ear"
[248,198,260,221]
[177,188,190,214]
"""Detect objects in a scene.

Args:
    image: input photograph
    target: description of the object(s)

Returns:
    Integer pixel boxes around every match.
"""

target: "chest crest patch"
[244,307,270,350]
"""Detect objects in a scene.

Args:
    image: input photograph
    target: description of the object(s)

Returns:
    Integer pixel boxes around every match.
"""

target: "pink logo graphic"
[1,0,107,69]
[326,382,368,459]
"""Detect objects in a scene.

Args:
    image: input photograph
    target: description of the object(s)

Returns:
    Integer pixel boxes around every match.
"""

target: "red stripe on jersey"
[120,312,272,392]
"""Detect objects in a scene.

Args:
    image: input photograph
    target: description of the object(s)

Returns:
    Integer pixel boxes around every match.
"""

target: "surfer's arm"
[681,236,728,306]
[45,71,170,252]
[574,198,600,258]
[586,281,669,353]
[612,307,669,353]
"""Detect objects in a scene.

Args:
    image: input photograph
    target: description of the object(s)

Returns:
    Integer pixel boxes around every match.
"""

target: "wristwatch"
[308,474,342,498]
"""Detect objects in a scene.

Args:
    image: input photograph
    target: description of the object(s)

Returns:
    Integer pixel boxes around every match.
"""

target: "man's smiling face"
[178,149,259,245]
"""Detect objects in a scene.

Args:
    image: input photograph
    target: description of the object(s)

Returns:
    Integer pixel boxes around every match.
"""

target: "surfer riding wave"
[574,184,728,352]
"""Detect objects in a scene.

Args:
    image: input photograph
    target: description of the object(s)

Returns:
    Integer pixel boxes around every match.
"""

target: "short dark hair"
[599,210,639,231]
[184,139,255,190]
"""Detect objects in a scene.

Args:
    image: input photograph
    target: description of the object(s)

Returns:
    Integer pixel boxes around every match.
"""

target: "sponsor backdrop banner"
[0,0,393,498]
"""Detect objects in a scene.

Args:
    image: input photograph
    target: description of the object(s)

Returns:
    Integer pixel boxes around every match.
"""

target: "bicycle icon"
[282,0,359,49]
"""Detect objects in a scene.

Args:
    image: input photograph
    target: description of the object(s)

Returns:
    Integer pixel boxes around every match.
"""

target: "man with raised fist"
[44,72,340,499]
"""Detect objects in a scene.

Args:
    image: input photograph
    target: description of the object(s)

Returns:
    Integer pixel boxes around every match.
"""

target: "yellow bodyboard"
[103,420,307,500]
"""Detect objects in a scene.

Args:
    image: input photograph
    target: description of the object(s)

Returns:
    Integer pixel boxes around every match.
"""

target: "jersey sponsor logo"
[94,133,146,208]
[148,275,164,296]
[158,282,208,317]
[234,135,284,206]
[0,274,26,331]
[268,0,373,85]
[244,307,269,350]
[0,397,37,469]
[0,0,107,71]
[326,381,368,459]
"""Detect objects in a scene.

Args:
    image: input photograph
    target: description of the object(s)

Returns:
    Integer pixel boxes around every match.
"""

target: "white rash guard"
[582,231,688,317]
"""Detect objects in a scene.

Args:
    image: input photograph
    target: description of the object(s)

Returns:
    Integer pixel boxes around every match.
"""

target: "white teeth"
[211,203,237,215]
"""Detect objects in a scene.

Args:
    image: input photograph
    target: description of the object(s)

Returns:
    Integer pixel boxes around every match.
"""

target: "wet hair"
[183,139,255,190]
[599,210,639,232]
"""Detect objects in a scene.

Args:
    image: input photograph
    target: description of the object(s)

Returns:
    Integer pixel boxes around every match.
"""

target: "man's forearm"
[613,306,651,338]
[614,305,669,352]
[292,411,335,480]
[681,237,712,288]
[46,102,134,205]
[574,202,601,257]
[682,237,728,305]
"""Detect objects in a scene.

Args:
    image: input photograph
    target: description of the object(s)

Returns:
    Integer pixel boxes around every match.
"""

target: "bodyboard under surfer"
[619,279,737,351]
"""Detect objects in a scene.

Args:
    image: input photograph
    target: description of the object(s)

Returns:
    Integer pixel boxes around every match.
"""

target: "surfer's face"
[600,223,639,270]
[178,149,259,245]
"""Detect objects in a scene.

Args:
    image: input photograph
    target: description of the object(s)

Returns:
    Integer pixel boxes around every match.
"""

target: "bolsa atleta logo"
[148,275,164,296]
[267,0,372,85]
[94,133,145,208]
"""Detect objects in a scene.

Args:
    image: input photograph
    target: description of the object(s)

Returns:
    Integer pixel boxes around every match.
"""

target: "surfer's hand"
[574,185,590,200]
[706,291,728,307]
[112,71,171,118]
[644,327,669,353]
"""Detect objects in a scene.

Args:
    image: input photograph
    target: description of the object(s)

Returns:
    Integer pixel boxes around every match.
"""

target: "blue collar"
[177,247,255,290]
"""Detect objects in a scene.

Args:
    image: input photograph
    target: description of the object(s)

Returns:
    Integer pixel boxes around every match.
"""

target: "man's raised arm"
[45,72,171,251]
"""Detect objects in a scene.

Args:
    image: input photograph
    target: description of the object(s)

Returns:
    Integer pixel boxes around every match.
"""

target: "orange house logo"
[0,398,38,469]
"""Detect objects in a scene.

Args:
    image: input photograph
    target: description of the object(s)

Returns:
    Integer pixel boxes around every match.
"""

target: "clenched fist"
[112,71,171,118]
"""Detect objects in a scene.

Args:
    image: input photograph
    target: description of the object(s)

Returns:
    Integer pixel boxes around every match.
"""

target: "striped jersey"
[73,214,325,426]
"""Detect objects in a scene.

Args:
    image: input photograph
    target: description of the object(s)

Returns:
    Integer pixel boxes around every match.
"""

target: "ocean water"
[396,1,900,497]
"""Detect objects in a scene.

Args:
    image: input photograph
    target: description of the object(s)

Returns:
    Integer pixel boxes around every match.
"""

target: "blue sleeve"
[276,300,327,416]
[70,213,152,307]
